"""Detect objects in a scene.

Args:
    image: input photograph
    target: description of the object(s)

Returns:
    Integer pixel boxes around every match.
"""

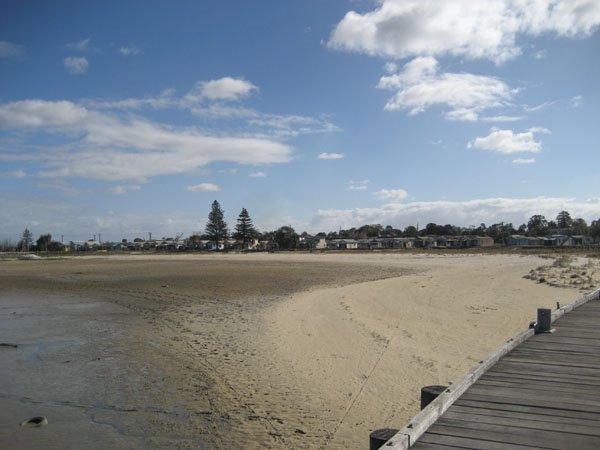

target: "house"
[415,236,438,248]
[571,235,594,247]
[298,235,327,250]
[507,235,544,247]
[470,236,495,247]
[338,239,359,249]
[543,235,573,247]
[358,239,373,249]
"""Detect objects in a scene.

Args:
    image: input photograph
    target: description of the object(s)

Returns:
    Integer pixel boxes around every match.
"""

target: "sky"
[1,0,600,242]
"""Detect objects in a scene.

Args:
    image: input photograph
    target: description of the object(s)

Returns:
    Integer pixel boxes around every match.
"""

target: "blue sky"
[1,0,600,241]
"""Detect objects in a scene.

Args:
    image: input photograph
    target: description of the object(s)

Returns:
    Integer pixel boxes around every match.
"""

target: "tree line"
[190,200,300,250]
[197,203,600,248]
[4,205,600,252]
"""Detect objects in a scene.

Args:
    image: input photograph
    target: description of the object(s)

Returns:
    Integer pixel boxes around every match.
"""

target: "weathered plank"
[440,410,600,436]
[480,372,600,388]
[427,419,600,448]
[459,390,600,413]
[415,432,545,450]
[381,289,600,450]
[453,399,600,421]
[446,404,600,427]
[474,378,600,396]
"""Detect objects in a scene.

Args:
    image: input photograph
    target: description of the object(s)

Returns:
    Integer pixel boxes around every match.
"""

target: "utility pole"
[148,232,152,241]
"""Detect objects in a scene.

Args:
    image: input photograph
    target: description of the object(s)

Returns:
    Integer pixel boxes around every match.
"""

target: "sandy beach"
[1,252,598,449]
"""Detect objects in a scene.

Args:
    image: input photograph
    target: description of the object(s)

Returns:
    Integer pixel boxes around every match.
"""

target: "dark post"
[420,385,447,410]
[369,428,399,450]
[536,308,552,333]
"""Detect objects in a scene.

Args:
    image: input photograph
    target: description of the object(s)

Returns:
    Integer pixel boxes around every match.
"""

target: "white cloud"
[64,56,89,74]
[119,46,143,56]
[468,127,550,154]
[378,57,515,120]
[36,179,81,196]
[348,179,369,190]
[383,62,398,73]
[187,183,221,192]
[109,184,141,194]
[481,115,524,122]
[0,100,89,127]
[512,158,536,164]
[84,88,178,111]
[2,169,26,178]
[374,188,409,201]
[66,38,91,51]
[328,0,600,64]
[247,113,340,138]
[186,77,258,103]
[0,99,293,181]
[249,171,266,177]
[312,197,600,231]
[528,126,551,134]
[0,40,25,58]
[318,152,345,160]
[570,95,584,108]
[524,101,555,112]
[84,83,339,139]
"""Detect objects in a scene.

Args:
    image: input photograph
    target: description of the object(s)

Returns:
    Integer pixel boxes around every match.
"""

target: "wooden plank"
[554,321,600,330]
[515,341,600,354]
[504,354,600,367]
[509,348,600,359]
[480,371,600,388]
[417,432,544,450]
[454,399,600,421]
[543,328,600,338]
[440,410,600,436]
[521,335,600,346]
[465,384,600,406]
[459,392,600,414]
[447,404,600,427]
[474,378,600,396]
[527,335,600,345]
[410,442,468,449]
[428,419,600,449]
[491,359,600,374]
[497,358,600,373]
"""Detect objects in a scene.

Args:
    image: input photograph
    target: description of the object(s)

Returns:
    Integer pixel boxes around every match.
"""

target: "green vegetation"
[5,207,599,253]
[205,200,229,247]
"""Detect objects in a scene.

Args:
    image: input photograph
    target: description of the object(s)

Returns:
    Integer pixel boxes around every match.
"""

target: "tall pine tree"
[234,208,257,248]
[205,200,228,248]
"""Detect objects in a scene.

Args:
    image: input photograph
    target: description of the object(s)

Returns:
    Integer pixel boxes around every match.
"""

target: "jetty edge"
[374,287,600,450]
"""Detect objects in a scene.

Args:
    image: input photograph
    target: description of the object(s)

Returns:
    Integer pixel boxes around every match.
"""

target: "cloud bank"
[378,56,515,120]
[64,56,89,74]
[469,127,550,154]
[329,0,600,63]
[0,99,293,181]
[312,197,600,231]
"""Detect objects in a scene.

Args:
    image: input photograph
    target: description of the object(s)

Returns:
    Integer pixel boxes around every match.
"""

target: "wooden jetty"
[376,288,600,450]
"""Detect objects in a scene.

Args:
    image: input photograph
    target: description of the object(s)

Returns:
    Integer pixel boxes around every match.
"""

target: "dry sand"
[1,252,598,449]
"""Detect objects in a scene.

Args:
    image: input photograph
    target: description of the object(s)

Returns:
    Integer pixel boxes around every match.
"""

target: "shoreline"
[1,253,597,448]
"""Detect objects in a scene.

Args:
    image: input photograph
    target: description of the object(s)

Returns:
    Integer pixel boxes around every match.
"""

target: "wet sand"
[0,252,597,449]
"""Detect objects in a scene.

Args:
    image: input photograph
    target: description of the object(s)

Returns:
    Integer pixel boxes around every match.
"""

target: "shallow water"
[0,292,217,449]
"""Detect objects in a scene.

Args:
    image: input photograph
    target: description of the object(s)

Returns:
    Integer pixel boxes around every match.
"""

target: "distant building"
[507,235,544,247]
